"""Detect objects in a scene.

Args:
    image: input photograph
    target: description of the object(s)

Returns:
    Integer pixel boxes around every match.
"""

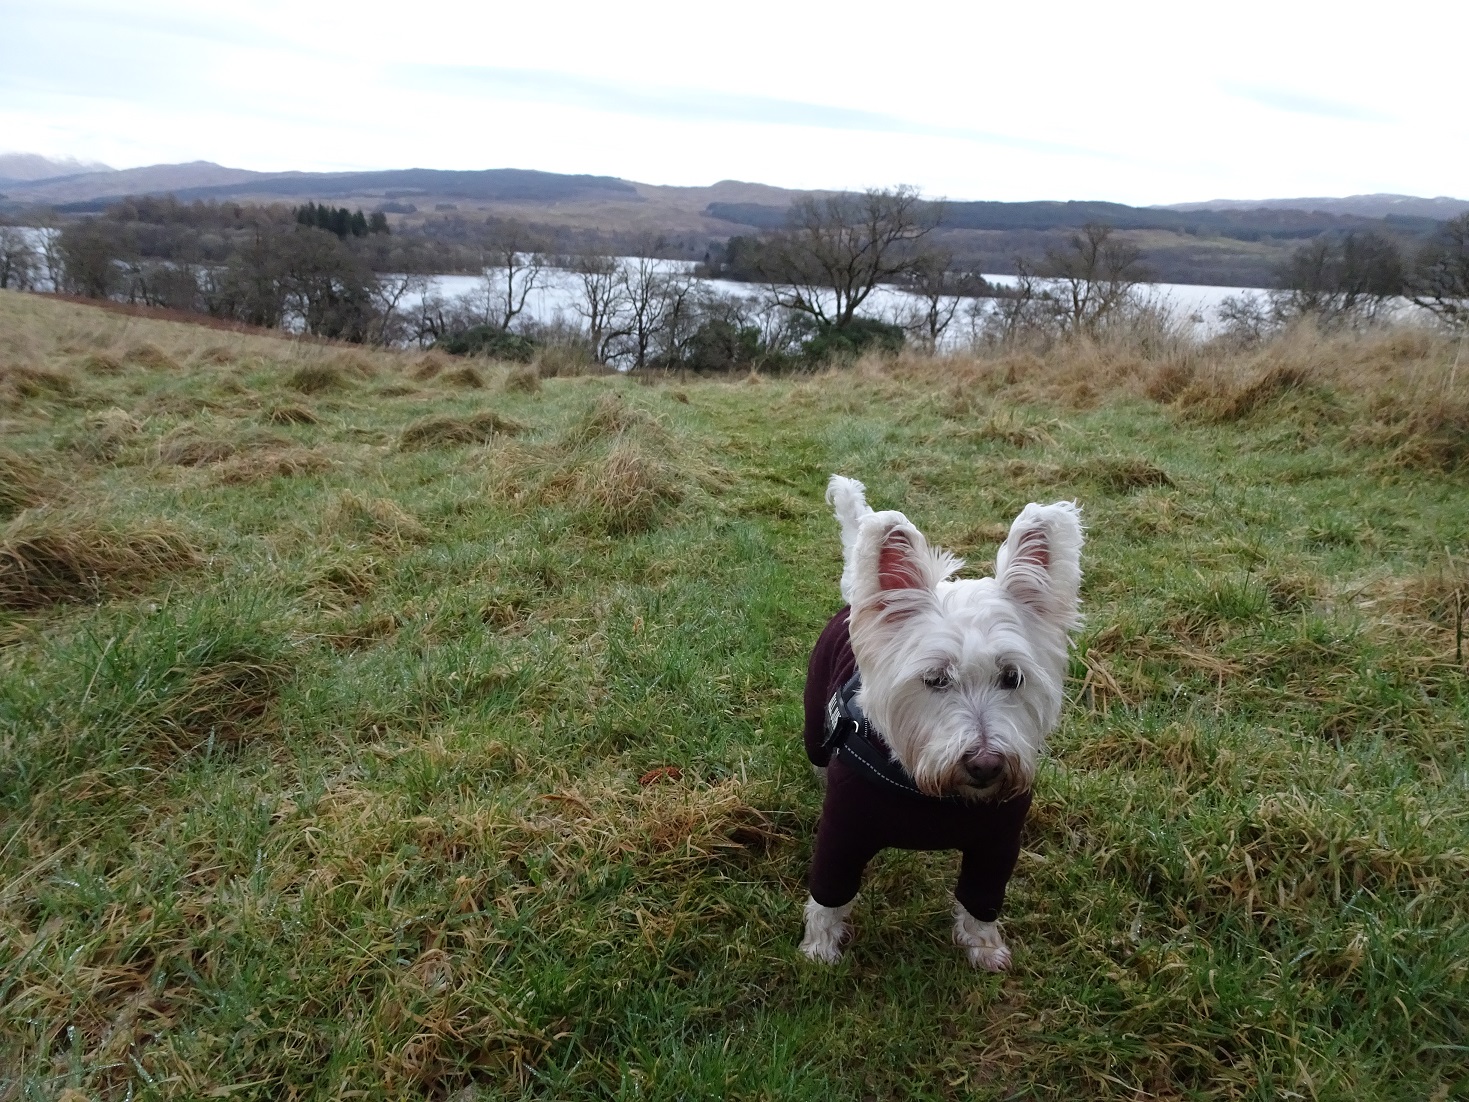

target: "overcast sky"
[2,0,1465,205]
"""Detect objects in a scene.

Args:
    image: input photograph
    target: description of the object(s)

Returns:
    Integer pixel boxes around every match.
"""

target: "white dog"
[799,475,1083,969]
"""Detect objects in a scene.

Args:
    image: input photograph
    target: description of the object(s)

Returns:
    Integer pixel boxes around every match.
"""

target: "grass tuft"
[565,391,667,447]
[0,449,62,517]
[323,490,428,544]
[577,440,685,535]
[265,402,320,425]
[0,508,200,608]
[80,350,124,375]
[398,410,526,449]
[124,342,179,370]
[440,365,485,388]
[71,407,144,461]
[504,363,542,393]
[1180,362,1315,421]
[285,363,349,394]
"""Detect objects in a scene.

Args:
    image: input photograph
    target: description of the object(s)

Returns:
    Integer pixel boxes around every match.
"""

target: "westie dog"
[799,475,1083,970]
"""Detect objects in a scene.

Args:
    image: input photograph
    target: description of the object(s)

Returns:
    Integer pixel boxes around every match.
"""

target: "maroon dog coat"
[803,607,1031,922]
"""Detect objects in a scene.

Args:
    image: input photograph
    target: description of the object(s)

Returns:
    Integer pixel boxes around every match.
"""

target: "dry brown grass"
[70,407,145,461]
[440,365,484,388]
[80,351,124,375]
[323,491,428,545]
[0,508,200,609]
[1349,394,1469,471]
[124,342,180,371]
[0,363,76,403]
[564,392,668,448]
[213,446,334,485]
[153,425,232,466]
[265,403,320,425]
[412,352,449,380]
[285,364,350,394]
[398,410,526,450]
[504,364,542,394]
[0,449,63,517]
[577,441,685,535]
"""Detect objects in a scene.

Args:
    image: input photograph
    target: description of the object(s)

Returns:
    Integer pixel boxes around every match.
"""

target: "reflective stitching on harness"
[824,672,965,803]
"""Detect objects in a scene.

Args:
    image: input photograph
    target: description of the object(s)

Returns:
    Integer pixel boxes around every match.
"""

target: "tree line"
[1,191,1465,364]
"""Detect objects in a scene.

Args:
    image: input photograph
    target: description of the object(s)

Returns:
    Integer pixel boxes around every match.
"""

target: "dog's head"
[831,477,1083,800]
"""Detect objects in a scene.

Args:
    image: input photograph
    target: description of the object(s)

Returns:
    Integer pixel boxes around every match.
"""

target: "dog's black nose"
[966,750,1004,787]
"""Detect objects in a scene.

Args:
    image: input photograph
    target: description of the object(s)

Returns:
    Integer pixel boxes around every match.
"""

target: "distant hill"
[0,162,640,207]
[0,152,113,184]
[1158,194,1469,221]
[2,154,1462,288]
[709,198,1446,241]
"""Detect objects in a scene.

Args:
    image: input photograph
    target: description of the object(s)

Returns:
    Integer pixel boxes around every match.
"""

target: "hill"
[2,157,1461,286]
[1,289,1465,1097]
[1159,194,1469,220]
[0,152,113,184]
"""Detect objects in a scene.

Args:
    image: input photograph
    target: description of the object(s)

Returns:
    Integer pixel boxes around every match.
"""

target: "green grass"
[1,291,1466,1100]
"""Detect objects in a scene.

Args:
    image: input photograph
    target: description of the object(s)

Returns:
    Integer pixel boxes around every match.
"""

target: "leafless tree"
[1269,231,1405,329]
[1215,292,1276,344]
[481,222,548,331]
[1410,213,1469,330]
[621,256,669,369]
[372,272,429,347]
[895,252,986,350]
[0,226,38,290]
[1039,223,1147,335]
[571,254,630,362]
[968,258,1054,346]
[655,272,703,366]
[759,186,942,329]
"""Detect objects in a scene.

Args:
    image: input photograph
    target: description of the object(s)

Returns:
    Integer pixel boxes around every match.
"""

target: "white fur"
[803,475,1084,969]
[954,902,1012,972]
[800,896,853,963]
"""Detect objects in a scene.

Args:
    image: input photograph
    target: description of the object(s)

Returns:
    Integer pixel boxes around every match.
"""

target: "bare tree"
[896,252,987,350]
[968,258,1054,346]
[1215,292,1275,344]
[372,272,429,347]
[571,254,630,362]
[1410,213,1469,330]
[1039,223,1146,335]
[0,227,38,290]
[1270,231,1404,328]
[655,272,703,367]
[760,186,942,329]
[481,222,547,331]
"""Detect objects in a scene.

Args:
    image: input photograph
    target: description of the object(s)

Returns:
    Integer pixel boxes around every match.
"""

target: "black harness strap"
[822,672,965,803]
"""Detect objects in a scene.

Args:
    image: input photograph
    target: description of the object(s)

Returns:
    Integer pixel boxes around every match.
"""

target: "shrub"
[801,317,906,365]
[436,327,538,362]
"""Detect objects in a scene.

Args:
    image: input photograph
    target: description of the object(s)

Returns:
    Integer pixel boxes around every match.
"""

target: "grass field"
[1,289,1466,1100]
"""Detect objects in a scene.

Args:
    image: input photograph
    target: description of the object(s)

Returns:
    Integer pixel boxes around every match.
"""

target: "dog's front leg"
[953,901,1011,972]
[800,896,853,963]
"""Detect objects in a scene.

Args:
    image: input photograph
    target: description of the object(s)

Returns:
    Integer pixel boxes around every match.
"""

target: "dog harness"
[822,672,968,804]
[803,607,1032,923]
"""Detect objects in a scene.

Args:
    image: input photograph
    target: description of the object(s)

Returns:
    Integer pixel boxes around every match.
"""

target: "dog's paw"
[953,903,1011,972]
[801,896,852,963]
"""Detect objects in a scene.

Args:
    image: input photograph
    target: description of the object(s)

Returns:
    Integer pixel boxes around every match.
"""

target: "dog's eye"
[998,666,1023,691]
[922,670,952,691]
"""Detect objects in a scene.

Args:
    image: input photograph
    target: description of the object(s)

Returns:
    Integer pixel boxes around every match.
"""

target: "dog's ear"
[996,502,1084,632]
[849,511,960,616]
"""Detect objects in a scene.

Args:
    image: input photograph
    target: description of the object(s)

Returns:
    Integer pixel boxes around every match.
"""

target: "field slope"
[1,291,1466,1100]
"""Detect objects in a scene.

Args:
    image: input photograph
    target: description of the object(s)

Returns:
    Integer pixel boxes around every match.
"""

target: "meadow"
[1,289,1466,1100]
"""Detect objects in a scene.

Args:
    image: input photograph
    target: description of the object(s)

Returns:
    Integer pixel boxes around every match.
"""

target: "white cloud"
[2,0,1466,202]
